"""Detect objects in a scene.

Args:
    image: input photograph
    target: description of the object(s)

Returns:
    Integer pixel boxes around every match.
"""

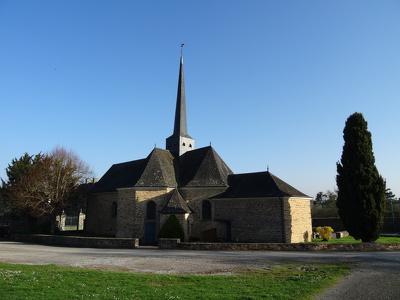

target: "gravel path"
[0,241,353,274]
[1,241,400,299]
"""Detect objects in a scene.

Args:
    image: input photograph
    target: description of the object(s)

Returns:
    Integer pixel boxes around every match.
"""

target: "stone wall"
[85,190,313,244]
[85,192,117,236]
[284,198,312,243]
[181,188,228,241]
[14,234,139,249]
[212,198,285,242]
[116,188,174,241]
[136,189,173,241]
[160,239,400,251]
[14,235,400,251]
[115,189,137,238]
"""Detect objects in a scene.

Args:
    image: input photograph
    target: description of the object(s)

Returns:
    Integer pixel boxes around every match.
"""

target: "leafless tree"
[11,147,93,232]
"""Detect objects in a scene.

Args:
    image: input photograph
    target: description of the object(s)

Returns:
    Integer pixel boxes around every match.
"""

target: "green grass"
[312,235,400,243]
[0,262,352,300]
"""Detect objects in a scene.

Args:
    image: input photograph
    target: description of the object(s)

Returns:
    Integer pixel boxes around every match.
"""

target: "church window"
[189,144,192,148]
[182,142,186,146]
[146,201,157,220]
[111,202,117,218]
[202,200,212,220]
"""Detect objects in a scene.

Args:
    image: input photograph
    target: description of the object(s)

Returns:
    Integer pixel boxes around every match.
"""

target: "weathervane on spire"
[180,43,185,57]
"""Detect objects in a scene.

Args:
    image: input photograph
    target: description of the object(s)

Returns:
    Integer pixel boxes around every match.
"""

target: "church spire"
[166,44,195,156]
[172,45,189,137]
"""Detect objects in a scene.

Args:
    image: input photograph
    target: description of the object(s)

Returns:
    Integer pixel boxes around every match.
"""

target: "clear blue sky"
[1,1,399,199]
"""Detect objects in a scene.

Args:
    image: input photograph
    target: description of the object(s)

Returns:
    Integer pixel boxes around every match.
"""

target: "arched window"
[111,202,117,218]
[146,201,157,220]
[202,200,212,220]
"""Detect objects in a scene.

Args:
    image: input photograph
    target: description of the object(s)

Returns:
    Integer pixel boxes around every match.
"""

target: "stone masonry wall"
[180,188,228,241]
[213,198,285,243]
[85,192,117,236]
[284,198,312,243]
[116,188,172,240]
[14,235,400,251]
[116,189,137,238]
[136,189,173,241]
[174,241,400,251]
[15,234,139,249]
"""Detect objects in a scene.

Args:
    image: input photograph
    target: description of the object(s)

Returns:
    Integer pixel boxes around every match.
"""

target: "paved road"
[1,241,400,299]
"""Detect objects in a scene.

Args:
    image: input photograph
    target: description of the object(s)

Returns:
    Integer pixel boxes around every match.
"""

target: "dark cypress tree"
[336,112,386,242]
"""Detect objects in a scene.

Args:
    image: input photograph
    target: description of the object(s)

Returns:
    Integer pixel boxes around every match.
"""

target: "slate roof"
[90,147,310,202]
[159,189,193,214]
[89,146,231,193]
[89,148,176,193]
[135,148,177,188]
[167,56,192,139]
[179,146,233,187]
[213,171,311,199]
[89,158,147,193]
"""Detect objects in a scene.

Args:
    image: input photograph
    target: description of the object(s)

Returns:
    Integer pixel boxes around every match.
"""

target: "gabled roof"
[214,171,310,198]
[89,148,176,193]
[178,146,233,187]
[159,189,192,214]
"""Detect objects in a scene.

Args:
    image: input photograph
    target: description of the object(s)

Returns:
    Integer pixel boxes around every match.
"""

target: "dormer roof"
[159,189,193,214]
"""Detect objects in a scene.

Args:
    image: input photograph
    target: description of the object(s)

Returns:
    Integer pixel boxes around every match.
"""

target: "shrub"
[316,226,334,241]
[158,214,185,241]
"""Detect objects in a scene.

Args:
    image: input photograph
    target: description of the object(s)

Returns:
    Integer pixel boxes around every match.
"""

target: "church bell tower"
[166,45,195,156]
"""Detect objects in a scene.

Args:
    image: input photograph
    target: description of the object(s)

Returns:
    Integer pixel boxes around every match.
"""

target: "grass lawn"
[312,236,400,243]
[0,262,352,300]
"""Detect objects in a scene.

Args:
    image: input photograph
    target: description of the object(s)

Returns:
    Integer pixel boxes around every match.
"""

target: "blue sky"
[1,1,399,199]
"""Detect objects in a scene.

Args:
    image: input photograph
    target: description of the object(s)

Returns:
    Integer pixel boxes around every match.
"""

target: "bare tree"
[11,147,93,232]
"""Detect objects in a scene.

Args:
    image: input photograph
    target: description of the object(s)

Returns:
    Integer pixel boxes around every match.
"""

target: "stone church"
[85,53,312,244]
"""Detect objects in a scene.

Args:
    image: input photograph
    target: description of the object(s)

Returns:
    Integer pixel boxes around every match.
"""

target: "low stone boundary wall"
[158,238,180,249]
[13,235,400,251]
[14,234,139,249]
[159,239,400,251]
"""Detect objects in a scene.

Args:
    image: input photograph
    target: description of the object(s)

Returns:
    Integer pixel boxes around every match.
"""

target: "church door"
[144,201,157,245]
[144,222,156,245]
